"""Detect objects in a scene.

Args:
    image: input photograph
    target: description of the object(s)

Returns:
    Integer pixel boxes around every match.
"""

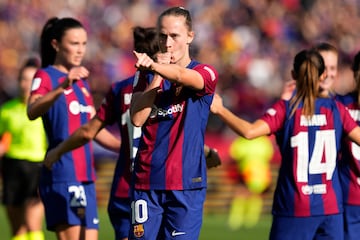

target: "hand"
[62,66,89,89]
[210,93,224,115]
[43,148,61,170]
[206,148,222,169]
[133,51,155,70]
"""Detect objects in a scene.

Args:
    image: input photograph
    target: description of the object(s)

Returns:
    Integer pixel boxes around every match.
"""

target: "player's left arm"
[94,125,121,153]
[133,51,218,91]
[44,117,119,169]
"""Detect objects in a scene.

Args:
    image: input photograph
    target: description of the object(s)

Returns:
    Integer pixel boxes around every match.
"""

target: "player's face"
[19,66,37,100]
[319,50,338,91]
[158,15,194,66]
[54,28,87,68]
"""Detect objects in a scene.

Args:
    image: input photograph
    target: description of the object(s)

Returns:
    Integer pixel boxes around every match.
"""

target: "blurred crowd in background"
[1,0,360,136]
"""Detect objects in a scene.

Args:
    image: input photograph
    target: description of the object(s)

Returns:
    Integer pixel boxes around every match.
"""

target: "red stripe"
[166,111,184,189]
[320,107,339,214]
[136,122,158,189]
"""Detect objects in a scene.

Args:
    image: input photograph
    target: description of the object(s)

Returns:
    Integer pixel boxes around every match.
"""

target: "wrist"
[150,61,157,72]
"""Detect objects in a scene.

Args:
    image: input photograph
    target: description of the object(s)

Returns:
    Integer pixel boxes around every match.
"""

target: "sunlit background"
[1,0,360,239]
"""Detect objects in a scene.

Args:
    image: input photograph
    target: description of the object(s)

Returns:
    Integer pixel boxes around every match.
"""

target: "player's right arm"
[27,67,89,120]
[44,116,105,169]
[130,74,162,127]
[131,52,170,127]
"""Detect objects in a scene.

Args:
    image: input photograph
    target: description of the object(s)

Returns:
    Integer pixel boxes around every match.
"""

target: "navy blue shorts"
[1,157,42,205]
[270,213,343,240]
[108,196,131,239]
[129,188,206,239]
[39,181,98,231]
[344,205,360,240]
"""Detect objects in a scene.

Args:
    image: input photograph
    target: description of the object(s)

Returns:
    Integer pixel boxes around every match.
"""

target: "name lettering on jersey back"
[348,109,360,122]
[69,101,93,115]
[300,114,327,126]
[150,103,184,118]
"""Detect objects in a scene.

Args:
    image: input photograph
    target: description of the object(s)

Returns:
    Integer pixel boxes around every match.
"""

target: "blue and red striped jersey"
[261,98,357,217]
[97,74,142,198]
[30,66,96,182]
[132,60,218,190]
[336,93,360,205]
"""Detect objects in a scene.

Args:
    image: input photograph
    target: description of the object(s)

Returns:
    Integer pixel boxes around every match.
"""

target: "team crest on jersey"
[81,87,90,97]
[133,224,144,238]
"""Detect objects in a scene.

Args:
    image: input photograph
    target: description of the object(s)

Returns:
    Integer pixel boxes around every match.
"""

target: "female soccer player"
[210,49,360,240]
[130,6,218,239]
[336,51,360,240]
[27,17,119,240]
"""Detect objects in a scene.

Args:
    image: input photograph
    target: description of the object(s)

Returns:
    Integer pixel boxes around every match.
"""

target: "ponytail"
[40,17,58,68]
[290,50,325,117]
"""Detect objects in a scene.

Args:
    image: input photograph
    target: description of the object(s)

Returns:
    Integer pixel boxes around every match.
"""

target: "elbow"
[27,110,37,121]
[242,130,257,140]
[131,118,143,128]
[79,126,95,143]
[130,109,144,127]
[83,130,95,142]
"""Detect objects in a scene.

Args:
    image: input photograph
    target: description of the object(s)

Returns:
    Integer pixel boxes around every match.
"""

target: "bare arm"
[130,52,173,127]
[27,88,64,120]
[133,51,204,90]
[27,66,89,120]
[94,126,121,153]
[44,116,120,169]
[210,93,271,139]
[130,74,163,127]
[348,126,360,146]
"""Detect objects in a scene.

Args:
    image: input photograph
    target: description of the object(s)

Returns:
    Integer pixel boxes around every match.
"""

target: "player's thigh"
[343,205,360,240]
[108,197,131,239]
[270,215,321,240]
[316,214,343,240]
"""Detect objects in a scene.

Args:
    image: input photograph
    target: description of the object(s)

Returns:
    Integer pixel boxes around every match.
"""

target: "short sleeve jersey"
[0,98,47,161]
[97,74,142,198]
[336,93,360,205]
[261,98,357,217]
[30,66,95,182]
[132,60,218,190]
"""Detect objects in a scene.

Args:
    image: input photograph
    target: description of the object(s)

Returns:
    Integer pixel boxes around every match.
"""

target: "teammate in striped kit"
[130,7,218,239]
[27,17,119,240]
[210,49,360,240]
[43,25,161,240]
[336,51,360,240]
